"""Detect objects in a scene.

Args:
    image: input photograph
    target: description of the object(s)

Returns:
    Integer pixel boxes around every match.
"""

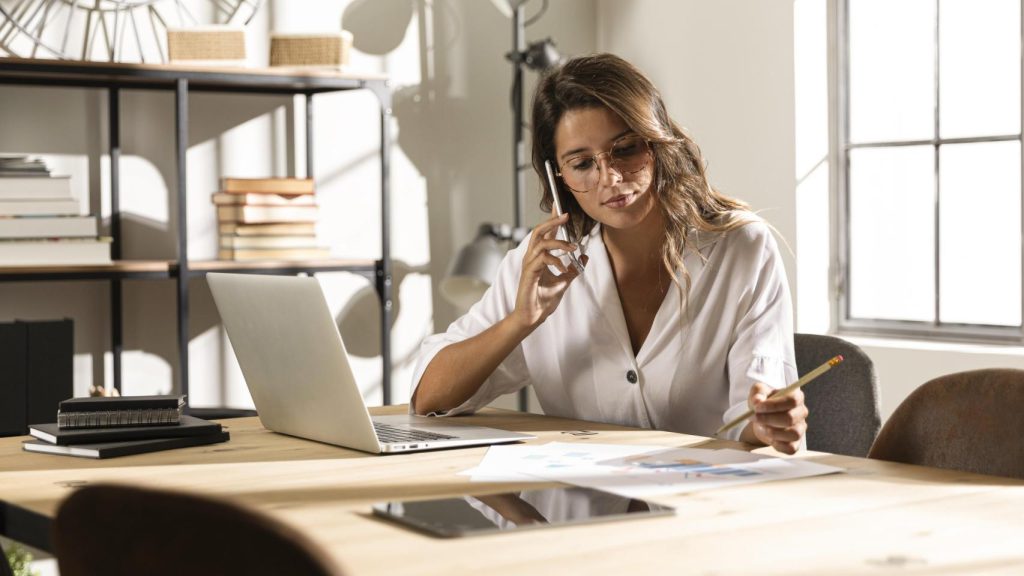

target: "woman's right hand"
[511,213,587,331]
[414,213,585,415]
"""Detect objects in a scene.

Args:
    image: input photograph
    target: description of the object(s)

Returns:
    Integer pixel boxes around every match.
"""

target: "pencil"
[714,354,844,437]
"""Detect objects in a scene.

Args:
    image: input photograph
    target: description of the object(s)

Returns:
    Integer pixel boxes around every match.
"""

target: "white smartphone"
[544,160,585,275]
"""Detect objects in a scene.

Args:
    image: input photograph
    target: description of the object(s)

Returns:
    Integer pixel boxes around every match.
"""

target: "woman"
[411,54,807,454]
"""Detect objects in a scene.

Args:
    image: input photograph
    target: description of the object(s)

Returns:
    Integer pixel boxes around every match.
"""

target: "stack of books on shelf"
[0,155,111,266]
[22,395,230,459]
[215,177,330,261]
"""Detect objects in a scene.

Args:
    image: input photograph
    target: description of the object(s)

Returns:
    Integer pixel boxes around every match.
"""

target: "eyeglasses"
[556,134,651,193]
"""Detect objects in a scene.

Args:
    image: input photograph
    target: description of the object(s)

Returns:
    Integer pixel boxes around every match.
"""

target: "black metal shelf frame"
[0,60,394,405]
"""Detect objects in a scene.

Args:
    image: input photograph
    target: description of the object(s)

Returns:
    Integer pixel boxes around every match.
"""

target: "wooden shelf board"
[0,57,387,93]
[0,260,174,280]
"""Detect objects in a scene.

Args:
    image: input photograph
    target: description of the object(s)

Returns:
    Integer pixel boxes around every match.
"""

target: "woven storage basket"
[167,26,246,63]
[269,31,353,68]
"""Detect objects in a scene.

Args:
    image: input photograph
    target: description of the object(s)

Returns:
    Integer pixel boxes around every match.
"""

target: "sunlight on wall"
[794,0,830,333]
[101,155,170,226]
[105,350,174,397]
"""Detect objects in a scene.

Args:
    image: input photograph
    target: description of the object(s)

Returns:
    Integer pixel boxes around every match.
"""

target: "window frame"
[833,0,1024,343]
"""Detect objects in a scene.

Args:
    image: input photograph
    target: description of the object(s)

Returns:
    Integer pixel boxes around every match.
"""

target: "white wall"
[851,337,1024,420]
[596,0,797,300]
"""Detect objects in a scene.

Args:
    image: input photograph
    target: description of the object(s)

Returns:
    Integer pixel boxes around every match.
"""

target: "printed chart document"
[462,442,843,498]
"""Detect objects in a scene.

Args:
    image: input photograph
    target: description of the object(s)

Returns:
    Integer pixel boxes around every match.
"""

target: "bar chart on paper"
[624,456,763,478]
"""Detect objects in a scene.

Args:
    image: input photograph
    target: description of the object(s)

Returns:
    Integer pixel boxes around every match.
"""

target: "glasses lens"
[561,155,597,193]
[610,136,649,174]
[559,136,649,193]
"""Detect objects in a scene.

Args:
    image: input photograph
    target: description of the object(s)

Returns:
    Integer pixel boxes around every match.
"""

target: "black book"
[0,322,27,436]
[22,430,230,459]
[23,319,73,427]
[30,415,222,445]
[57,395,186,429]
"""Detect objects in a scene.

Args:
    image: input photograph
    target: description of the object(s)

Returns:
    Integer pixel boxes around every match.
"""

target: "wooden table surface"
[1,405,1022,575]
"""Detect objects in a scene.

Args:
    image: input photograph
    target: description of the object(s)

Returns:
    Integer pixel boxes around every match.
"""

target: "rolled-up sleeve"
[409,238,532,416]
[722,223,798,441]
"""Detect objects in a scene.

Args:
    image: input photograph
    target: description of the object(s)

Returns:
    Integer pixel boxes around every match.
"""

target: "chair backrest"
[53,484,345,576]
[868,368,1024,479]
[794,333,881,457]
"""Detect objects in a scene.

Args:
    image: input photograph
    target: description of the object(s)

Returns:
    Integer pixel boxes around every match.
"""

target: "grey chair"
[53,484,346,576]
[868,369,1024,479]
[794,333,881,457]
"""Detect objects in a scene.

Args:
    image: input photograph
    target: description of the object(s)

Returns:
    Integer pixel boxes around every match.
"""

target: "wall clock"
[0,0,262,62]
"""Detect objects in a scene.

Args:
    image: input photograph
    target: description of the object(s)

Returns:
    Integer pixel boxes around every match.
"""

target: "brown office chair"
[868,368,1024,479]
[53,484,346,576]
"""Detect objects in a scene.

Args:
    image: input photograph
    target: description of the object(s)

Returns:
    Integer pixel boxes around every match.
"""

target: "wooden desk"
[1,406,1023,575]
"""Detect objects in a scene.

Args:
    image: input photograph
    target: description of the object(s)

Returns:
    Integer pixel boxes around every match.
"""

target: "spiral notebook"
[57,395,186,429]
[30,415,221,446]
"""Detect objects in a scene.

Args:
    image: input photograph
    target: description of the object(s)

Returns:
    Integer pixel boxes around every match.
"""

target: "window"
[836,0,1023,341]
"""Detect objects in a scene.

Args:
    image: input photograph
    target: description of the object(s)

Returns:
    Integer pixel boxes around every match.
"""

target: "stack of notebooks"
[22,395,230,459]
[0,155,111,266]
[214,177,330,261]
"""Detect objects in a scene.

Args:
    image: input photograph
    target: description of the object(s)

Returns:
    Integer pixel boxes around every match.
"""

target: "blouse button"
[626,369,638,384]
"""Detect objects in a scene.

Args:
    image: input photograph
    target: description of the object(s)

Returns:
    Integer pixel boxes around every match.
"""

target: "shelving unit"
[0,57,395,405]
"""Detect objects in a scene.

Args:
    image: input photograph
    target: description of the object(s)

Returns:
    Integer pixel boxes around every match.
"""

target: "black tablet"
[371,486,673,538]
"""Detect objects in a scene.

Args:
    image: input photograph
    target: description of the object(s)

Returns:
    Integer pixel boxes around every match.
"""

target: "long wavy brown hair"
[531,53,752,302]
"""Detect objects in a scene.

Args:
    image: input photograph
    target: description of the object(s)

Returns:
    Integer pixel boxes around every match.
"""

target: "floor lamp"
[440,0,561,412]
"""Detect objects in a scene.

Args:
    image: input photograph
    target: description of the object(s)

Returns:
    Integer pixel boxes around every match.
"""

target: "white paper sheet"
[462,442,843,498]
[460,442,665,482]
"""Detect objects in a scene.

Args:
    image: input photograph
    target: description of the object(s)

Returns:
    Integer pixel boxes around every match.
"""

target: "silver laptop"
[207,272,533,454]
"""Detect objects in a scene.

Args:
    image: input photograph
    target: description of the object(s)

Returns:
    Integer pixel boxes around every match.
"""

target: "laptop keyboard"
[373,422,456,444]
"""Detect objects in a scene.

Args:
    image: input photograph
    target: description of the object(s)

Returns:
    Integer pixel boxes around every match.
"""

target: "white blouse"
[410,217,797,441]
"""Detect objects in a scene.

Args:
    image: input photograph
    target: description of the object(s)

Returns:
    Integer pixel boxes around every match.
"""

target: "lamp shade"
[522,39,562,70]
[489,0,532,18]
[440,225,507,310]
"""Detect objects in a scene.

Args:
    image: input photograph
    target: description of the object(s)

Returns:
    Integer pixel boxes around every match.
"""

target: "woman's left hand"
[742,382,808,454]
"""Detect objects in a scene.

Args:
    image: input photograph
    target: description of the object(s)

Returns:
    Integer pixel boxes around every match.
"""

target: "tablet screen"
[371,486,673,537]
